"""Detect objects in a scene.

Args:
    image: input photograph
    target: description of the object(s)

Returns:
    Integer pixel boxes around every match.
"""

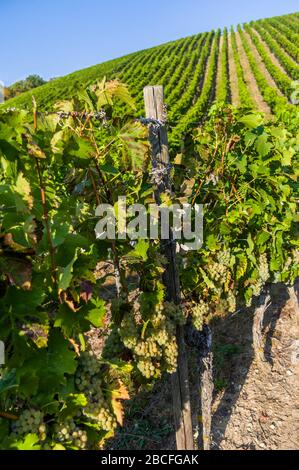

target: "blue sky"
[0,0,298,85]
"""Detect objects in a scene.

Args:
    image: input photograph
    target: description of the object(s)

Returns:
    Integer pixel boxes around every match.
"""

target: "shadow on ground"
[211,282,297,449]
[105,282,297,450]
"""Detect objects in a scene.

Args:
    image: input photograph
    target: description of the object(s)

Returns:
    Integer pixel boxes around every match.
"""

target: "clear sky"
[1,0,298,85]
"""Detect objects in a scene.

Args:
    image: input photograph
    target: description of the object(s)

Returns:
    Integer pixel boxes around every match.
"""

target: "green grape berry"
[11,409,46,442]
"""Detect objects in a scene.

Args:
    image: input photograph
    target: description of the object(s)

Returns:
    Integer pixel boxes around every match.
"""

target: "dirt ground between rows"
[107,282,299,450]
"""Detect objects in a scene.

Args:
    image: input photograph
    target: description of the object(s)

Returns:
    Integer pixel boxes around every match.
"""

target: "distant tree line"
[5,74,47,100]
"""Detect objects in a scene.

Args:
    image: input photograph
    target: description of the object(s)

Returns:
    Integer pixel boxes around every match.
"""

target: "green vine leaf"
[84,298,106,328]
[58,249,79,292]
[11,433,41,450]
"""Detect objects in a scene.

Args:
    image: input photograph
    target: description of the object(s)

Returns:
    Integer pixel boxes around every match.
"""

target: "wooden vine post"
[143,85,194,450]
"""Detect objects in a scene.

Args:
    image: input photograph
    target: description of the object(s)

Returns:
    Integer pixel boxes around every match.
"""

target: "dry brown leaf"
[110,380,130,426]
[68,338,80,357]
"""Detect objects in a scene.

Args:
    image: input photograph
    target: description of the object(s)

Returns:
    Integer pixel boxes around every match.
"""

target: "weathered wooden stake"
[288,285,299,317]
[186,322,214,450]
[199,327,213,450]
[253,291,271,365]
[143,85,194,450]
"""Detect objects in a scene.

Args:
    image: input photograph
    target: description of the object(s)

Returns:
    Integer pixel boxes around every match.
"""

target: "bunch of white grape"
[150,302,165,327]
[258,253,270,283]
[217,250,231,267]
[163,338,178,373]
[207,262,228,283]
[163,301,186,325]
[120,312,162,377]
[103,329,124,358]
[119,313,138,350]
[155,327,169,346]
[134,338,161,358]
[251,279,263,298]
[283,256,292,271]
[54,420,88,449]
[80,350,101,375]
[137,357,157,379]
[86,376,104,401]
[11,409,46,442]
[227,290,236,313]
[75,371,91,392]
[75,350,102,393]
[119,299,179,379]
[75,350,117,433]
[83,401,117,432]
[248,254,270,301]
[191,300,209,331]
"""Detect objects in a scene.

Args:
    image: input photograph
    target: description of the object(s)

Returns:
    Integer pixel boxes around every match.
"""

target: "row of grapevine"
[1,13,299,130]
[281,15,299,33]
[237,26,288,111]
[158,35,201,90]
[168,32,215,121]
[244,25,293,98]
[131,38,189,98]
[148,36,195,86]
[117,51,152,84]
[115,52,144,80]
[252,22,299,80]
[269,16,299,41]
[169,30,220,146]
[165,33,209,112]
[120,43,167,84]
[216,27,230,103]
[134,34,198,110]
[265,18,299,62]
[123,42,174,87]
[163,33,204,96]
[230,27,253,107]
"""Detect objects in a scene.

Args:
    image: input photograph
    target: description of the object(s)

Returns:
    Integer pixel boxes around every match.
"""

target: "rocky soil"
[108,282,299,450]
[211,282,299,450]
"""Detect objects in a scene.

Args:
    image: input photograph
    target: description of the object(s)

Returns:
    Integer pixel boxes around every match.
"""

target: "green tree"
[7,74,46,99]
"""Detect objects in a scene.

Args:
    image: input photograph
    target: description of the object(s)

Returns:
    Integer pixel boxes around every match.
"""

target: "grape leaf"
[84,298,106,328]
[11,433,41,450]
[239,114,263,129]
[127,239,149,261]
[58,249,79,292]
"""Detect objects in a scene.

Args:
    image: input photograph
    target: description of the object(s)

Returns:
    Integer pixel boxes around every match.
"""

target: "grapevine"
[0,11,298,450]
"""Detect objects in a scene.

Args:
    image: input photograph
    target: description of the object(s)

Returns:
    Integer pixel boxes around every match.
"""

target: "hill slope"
[3,12,299,142]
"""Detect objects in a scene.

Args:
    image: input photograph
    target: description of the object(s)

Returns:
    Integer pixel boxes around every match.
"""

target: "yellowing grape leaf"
[96,78,136,110]
[14,172,33,210]
[27,140,46,159]
[109,380,130,426]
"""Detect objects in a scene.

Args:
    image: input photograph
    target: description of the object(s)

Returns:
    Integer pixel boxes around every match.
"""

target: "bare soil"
[192,35,217,106]
[227,34,239,106]
[211,283,299,450]
[107,282,299,450]
[251,28,293,77]
[244,31,283,95]
[216,35,224,99]
[235,33,271,116]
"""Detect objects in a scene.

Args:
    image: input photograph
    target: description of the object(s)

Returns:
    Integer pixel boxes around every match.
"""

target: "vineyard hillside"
[0,7,298,452]
[3,12,299,142]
